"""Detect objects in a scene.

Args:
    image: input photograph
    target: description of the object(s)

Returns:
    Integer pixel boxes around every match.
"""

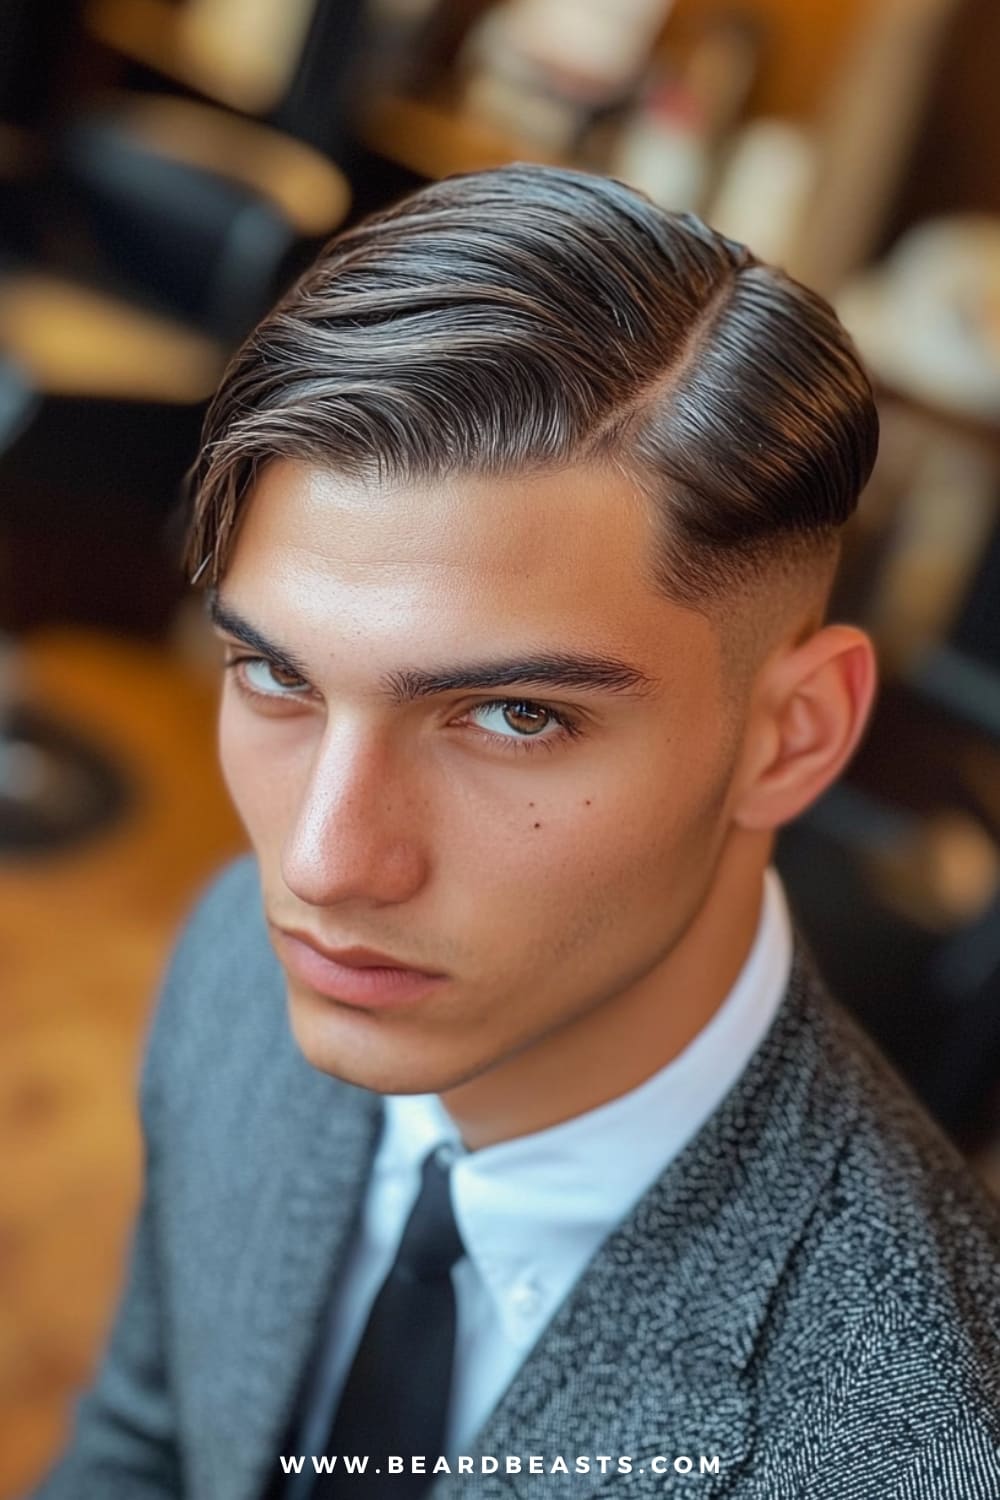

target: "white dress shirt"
[290,868,792,1482]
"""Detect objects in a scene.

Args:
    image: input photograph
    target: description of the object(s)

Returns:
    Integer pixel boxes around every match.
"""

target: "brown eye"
[266,663,307,690]
[502,702,551,736]
[456,698,581,754]
[233,656,311,697]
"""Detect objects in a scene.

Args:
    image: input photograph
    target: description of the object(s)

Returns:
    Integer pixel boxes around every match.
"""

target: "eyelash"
[223,654,584,756]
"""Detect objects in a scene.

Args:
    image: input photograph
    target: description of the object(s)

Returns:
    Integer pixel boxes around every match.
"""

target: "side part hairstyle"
[186,164,879,606]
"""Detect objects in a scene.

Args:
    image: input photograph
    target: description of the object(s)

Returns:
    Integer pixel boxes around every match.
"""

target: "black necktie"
[312,1145,465,1499]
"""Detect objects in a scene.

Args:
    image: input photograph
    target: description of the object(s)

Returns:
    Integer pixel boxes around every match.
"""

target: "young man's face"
[215,459,763,1114]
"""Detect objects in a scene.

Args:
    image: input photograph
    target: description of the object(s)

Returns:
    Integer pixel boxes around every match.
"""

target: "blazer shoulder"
[141,854,283,1112]
[170,852,265,972]
[732,954,1000,1484]
[751,956,1000,1453]
[790,947,1000,1256]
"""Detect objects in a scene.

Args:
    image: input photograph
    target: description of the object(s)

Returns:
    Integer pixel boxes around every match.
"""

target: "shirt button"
[434,1141,461,1168]
[508,1278,543,1318]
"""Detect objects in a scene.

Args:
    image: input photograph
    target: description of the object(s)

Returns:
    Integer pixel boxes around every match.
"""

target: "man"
[33,165,1000,1499]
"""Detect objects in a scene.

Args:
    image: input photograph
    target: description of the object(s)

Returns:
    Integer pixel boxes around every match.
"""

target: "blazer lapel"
[433,943,857,1498]
[207,977,384,1500]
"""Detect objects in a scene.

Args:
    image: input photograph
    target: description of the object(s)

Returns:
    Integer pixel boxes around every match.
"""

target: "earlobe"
[733,625,878,833]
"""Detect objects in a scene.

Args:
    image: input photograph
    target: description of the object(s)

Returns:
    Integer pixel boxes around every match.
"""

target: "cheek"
[436,753,716,938]
[497,742,733,942]
[217,698,298,847]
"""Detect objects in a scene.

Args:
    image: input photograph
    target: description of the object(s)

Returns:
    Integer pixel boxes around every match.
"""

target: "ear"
[732,624,878,833]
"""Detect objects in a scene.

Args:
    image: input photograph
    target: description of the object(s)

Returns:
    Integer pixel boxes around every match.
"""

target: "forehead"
[222,458,718,669]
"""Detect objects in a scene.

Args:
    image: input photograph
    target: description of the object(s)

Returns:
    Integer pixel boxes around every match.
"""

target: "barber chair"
[0,0,357,853]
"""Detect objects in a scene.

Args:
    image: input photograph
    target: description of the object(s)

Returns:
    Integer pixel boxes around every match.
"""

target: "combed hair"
[185,163,878,605]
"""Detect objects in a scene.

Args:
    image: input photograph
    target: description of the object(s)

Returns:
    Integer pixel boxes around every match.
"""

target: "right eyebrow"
[207,591,660,705]
[207,593,312,680]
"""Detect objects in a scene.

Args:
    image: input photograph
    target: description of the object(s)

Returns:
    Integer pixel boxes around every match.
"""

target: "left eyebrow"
[207,590,658,703]
[381,652,658,704]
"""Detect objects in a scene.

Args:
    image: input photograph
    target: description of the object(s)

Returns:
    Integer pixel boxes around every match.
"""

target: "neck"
[439,827,774,1150]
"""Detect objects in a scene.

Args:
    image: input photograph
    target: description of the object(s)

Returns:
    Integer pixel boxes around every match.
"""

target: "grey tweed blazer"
[32,856,1000,1500]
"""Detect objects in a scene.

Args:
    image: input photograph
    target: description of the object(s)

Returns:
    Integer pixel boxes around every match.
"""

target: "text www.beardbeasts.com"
[279,1455,721,1478]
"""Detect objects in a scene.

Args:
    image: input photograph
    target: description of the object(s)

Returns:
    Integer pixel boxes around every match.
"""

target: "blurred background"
[1,0,1000,1492]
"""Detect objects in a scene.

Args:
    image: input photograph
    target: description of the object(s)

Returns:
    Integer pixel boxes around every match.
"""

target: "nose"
[280,720,429,910]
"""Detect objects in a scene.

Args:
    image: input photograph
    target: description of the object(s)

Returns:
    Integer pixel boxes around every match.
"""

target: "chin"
[284,983,478,1096]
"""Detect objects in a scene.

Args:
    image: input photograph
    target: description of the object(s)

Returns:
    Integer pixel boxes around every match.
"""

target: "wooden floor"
[2,624,998,1499]
[0,624,246,1498]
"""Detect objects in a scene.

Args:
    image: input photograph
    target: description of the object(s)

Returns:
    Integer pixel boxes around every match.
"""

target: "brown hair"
[185,164,878,606]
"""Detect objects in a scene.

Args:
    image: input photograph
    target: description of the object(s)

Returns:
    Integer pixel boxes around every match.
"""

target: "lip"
[272,928,448,1010]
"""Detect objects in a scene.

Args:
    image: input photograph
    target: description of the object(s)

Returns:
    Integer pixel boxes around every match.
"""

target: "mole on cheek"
[533,821,541,829]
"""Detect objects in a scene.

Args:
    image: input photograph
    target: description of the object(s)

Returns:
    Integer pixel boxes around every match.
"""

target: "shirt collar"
[379,868,792,1337]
